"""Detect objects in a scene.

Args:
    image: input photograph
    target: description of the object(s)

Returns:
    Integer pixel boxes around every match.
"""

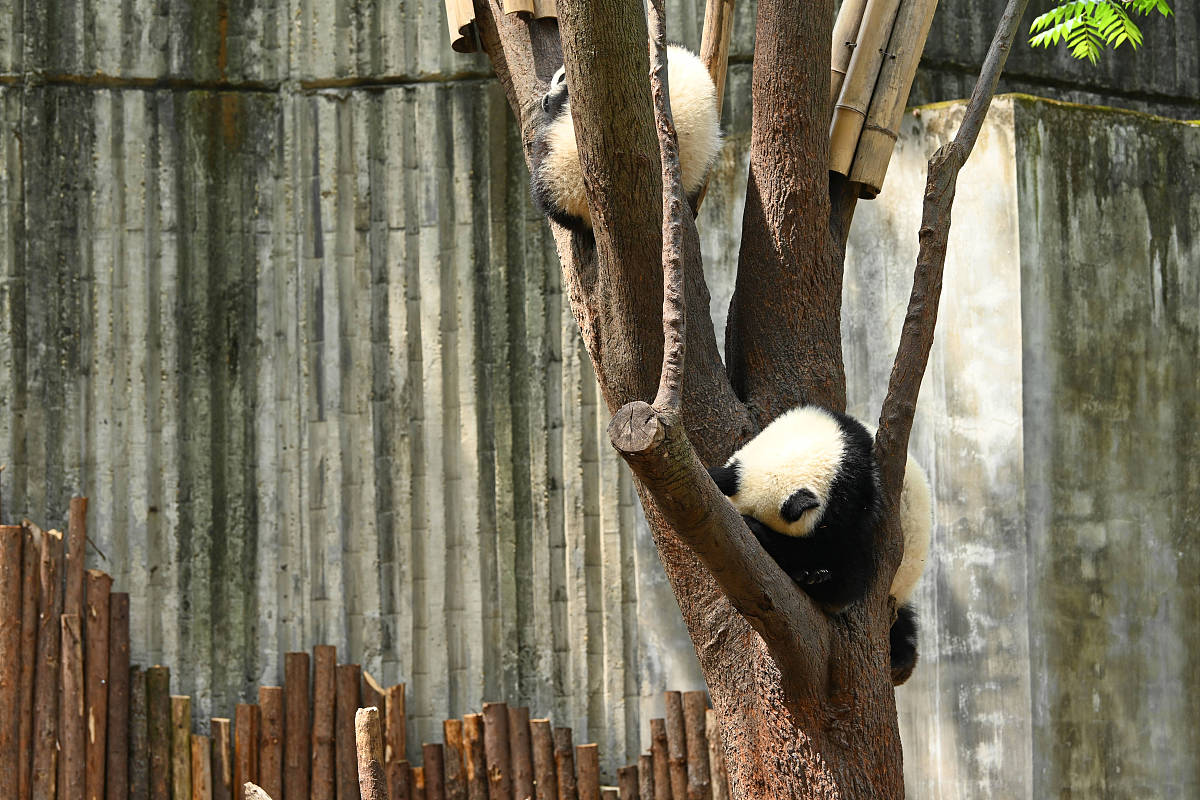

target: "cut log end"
[607,401,664,454]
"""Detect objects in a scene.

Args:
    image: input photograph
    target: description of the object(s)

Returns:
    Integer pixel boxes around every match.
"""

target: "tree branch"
[875,0,1032,513]
[609,403,829,691]
[693,0,736,210]
[726,0,845,418]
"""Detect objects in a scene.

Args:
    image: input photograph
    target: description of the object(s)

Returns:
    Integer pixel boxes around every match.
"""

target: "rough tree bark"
[475,0,1030,795]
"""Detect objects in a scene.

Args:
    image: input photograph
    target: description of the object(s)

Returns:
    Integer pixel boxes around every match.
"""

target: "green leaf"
[1027,0,1172,62]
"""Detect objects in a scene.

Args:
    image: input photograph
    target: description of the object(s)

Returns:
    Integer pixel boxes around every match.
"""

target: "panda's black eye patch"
[781,489,820,522]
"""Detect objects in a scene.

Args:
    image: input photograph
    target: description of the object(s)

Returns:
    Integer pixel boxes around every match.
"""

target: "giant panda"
[529,45,722,232]
[707,405,932,678]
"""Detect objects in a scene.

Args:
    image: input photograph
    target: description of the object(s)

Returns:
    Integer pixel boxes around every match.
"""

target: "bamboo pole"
[830,0,869,104]
[192,735,213,800]
[507,707,534,800]
[681,693,710,800]
[663,695,687,800]
[574,745,599,800]
[17,522,41,800]
[106,594,131,800]
[829,0,905,174]
[361,673,386,743]
[528,719,555,800]
[130,668,150,800]
[211,719,233,800]
[84,570,112,800]
[551,728,577,800]
[848,0,941,194]
[443,719,467,800]
[423,743,446,800]
[482,703,512,800]
[258,687,283,800]
[383,684,406,793]
[59,613,86,799]
[312,646,337,800]
[335,664,362,800]
[64,498,87,621]
[637,755,653,800]
[616,766,637,800]
[0,525,21,791]
[172,696,193,800]
[355,708,388,800]
[284,652,311,800]
[462,714,487,800]
[234,705,262,796]
[148,666,172,800]
[31,528,63,800]
[649,720,669,800]
[703,712,727,800]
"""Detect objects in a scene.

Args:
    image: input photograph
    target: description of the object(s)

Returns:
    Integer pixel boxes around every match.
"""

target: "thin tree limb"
[875,0,1033,521]
[693,0,736,209]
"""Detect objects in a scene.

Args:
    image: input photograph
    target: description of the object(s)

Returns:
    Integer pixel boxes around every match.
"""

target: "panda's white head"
[710,406,871,538]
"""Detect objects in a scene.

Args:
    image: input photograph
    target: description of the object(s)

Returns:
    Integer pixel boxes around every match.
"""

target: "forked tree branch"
[875,0,1032,512]
[693,0,736,210]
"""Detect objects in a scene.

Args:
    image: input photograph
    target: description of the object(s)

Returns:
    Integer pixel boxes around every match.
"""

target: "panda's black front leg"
[742,516,872,614]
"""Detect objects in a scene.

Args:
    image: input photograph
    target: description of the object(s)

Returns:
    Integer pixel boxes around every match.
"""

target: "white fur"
[723,406,846,538]
[892,453,931,603]
[539,45,721,229]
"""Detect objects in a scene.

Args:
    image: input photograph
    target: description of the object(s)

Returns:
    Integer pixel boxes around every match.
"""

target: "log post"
[528,720,555,800]
[64,498,87,621]
[423,743,446,800]
[681,693,710,800]
[243,783,275,800]
[551,729,577,800]
[18,523,41,800]
[234,705,262,795]
[59,613,86,799]
[482,703,512,800]
[311,646,336,800]
[31,528,63,800]
[507,707,533,800]
[637,755,653,800]
[703,712,727,800]
[211,718,233,800]
[84,570,112,800]
[443,720,467,800]
[383,684,406,795]
[258,687,283,800]
[191,735,213,800]
[411,767,424,797]
[663,695,686,800]
[0,526,21,791]
[462,714,487,800]
[335,664,362,800]
[616,766,637,800]
[172,696,193,800]
[360,673,386,743]
[130,667,150,800]
[649,721,669,800]
[284,652,311,800]
[354,708,388,800]
[574,745,599,800]
[148,666,172,800]
[390,761,412,800]
[105,594,131,800]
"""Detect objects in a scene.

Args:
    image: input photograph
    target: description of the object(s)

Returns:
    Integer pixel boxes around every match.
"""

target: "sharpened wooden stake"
[355,707,389,800]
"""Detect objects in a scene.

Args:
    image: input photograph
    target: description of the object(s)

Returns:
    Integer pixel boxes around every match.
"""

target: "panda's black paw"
[796,569,832,586]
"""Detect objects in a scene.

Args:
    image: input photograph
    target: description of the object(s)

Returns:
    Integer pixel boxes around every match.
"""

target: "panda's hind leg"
[890,603,919,685]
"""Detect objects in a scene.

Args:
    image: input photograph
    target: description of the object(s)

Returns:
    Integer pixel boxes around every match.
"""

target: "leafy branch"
[1029,0,1172,63]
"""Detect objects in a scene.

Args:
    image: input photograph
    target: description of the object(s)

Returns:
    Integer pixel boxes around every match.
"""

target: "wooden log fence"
[0,501,733,800]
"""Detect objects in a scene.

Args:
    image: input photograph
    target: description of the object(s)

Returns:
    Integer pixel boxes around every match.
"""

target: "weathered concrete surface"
[844,96,1200,798]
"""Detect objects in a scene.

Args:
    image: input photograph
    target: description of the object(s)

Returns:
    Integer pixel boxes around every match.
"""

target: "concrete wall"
[2,1,1198,793]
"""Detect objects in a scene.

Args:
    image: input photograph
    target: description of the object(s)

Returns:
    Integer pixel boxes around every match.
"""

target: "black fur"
[890,603,919,683]
[707,408,881,614]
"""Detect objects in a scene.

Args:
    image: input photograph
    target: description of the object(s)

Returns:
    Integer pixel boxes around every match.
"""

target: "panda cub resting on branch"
[708,406,932,678]
[529,45,722,232]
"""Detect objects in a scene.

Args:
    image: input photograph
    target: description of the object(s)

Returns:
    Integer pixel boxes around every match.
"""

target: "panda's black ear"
[708,462,740,497]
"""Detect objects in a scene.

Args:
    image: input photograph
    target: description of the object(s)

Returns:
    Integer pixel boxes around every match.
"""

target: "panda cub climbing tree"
[529,45,722,231]
[707,405,932,678]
